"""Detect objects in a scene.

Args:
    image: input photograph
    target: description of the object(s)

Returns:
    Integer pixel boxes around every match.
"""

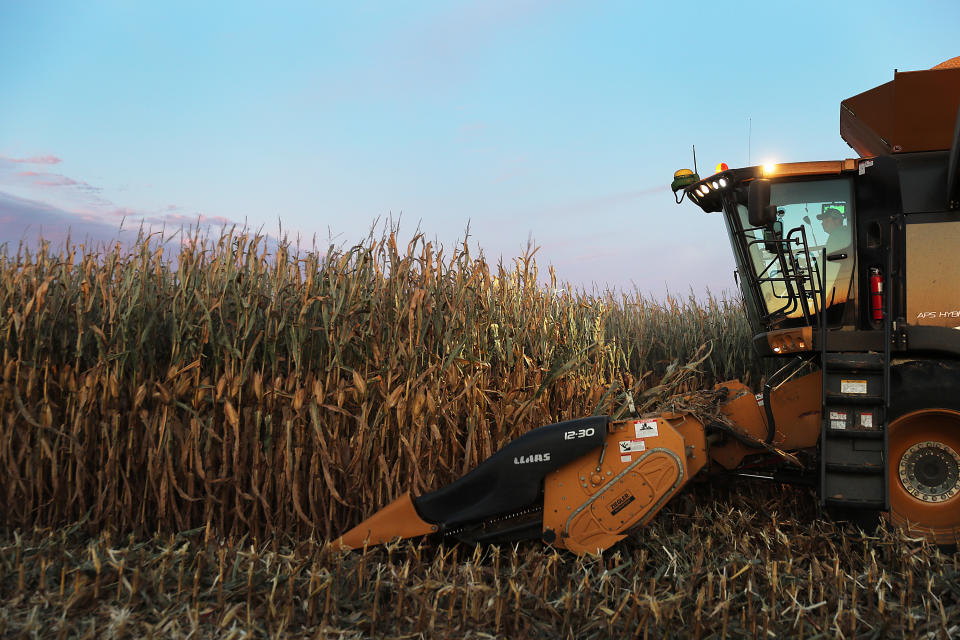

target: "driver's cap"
[816,207,844,221]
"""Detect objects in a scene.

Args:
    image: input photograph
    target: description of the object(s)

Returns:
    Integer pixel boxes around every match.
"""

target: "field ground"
[3,480,958,639]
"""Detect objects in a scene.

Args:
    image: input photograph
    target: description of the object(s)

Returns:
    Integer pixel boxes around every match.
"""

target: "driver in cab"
[817,207,851,255]
[817,206,853,311]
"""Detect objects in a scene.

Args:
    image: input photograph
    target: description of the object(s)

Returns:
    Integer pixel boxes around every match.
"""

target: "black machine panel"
[853,156,903,330]
[897,151,951,214]
[414,416,608,528]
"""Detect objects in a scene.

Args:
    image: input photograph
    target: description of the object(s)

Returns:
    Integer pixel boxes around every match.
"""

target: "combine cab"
[339,59,960,551]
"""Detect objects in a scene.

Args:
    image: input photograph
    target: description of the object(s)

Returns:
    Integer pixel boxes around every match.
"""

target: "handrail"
[741,223,824,327]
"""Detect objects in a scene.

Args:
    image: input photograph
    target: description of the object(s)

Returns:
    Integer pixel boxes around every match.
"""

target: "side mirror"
[748,179,777,227]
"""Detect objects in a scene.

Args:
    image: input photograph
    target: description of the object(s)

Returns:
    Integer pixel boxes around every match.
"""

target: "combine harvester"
[340,58,960,552]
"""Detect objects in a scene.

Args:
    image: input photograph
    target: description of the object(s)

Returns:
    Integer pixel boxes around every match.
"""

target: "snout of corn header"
[336,492,437,549]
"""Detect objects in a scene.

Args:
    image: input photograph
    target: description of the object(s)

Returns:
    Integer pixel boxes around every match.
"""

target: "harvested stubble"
[1,228,756,539]
[2,482,958,639]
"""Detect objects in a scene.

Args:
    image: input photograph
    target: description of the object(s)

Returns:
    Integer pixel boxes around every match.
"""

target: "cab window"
[736,178,856,326]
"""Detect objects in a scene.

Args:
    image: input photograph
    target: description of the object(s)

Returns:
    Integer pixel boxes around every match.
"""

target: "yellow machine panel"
[713,373,821,470]
[542,416,706,554]
[907,221,960,328]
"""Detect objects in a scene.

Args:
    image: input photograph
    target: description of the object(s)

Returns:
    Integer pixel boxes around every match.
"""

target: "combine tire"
[888,360,960,545]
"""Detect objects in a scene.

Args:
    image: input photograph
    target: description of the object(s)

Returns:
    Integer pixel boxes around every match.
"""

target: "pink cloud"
[108,207,139,218]
[15,169,103,194]
[35,175,81,187]
[0,191,126,246]
[1,154,62,165]
[133,211,236,228]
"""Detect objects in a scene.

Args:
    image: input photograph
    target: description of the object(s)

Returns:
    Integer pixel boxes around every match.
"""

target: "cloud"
[0,152,247,256]
[141,212,235,227]
[107,207,140,218]
[0,148,245,259]
[15,170,104,193]
[0,191,130,248]
[0,165,110,202]
[0,192,245,255]
[0,154,62,165]
[3,164,237,233]
[35,175,81,188]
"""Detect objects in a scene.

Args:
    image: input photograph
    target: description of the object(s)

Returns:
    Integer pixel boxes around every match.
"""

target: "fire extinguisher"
[869,267,883,324]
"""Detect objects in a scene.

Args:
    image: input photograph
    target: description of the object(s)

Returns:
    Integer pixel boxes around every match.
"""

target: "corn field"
[2,228,955,638]
[0,228,755,539]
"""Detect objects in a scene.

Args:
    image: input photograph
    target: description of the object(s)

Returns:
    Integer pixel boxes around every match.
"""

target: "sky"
[2,1,958,297]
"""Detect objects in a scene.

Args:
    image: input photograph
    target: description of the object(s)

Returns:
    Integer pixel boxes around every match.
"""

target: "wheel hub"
[898,441,960,503]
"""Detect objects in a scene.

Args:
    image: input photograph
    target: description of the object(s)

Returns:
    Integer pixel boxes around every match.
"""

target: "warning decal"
[841,379,868,394]
[619,439,647,454]
[634,420,659,439]
[829,410,847,430]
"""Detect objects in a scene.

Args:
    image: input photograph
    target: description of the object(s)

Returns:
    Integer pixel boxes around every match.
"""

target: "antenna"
[692,145,698,175]
[748,117,752,165]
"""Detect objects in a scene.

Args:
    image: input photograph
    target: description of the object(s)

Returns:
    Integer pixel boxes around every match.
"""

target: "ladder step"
[820,338,889,512]
[825,391,883,405]
[823,352,885,371]
[823,497,886,510]
[825,462,884,475]
[825,428,884,440]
